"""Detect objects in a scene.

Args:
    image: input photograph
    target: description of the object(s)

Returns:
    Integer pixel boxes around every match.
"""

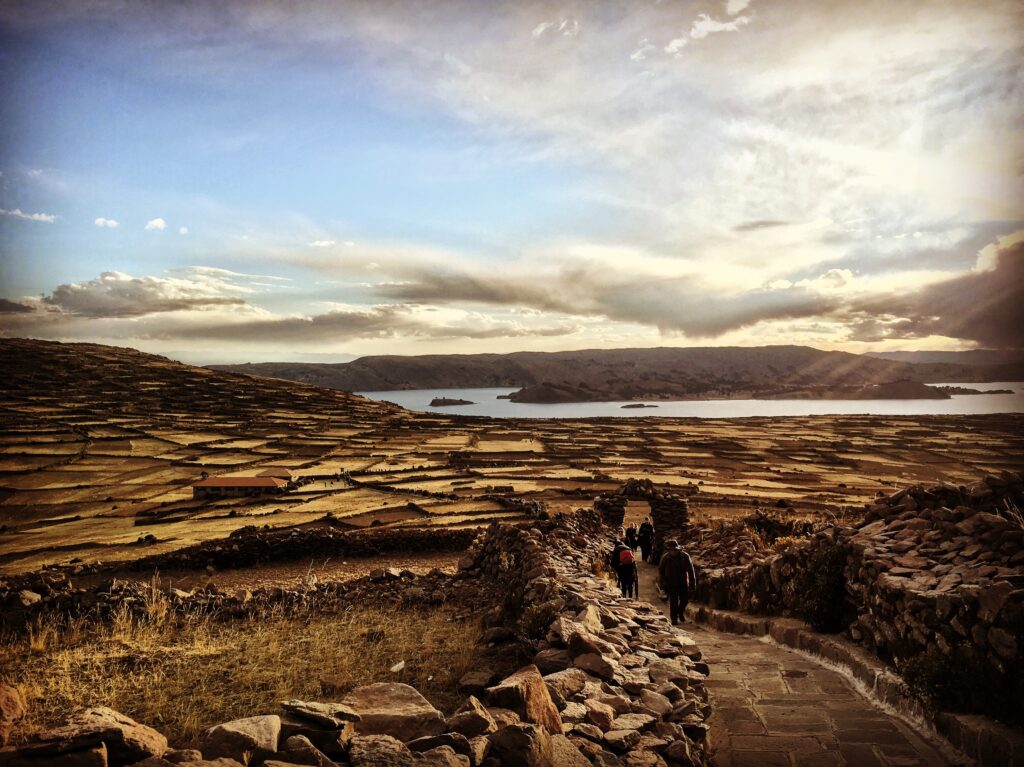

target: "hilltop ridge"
[209,345,1024,402]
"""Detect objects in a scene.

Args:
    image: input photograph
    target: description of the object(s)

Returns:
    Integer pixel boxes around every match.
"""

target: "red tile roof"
[194,476,288,488]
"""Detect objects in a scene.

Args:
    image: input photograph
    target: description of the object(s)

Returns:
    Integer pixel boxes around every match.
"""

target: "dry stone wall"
[593,480,691,561]
[1,513,714,767]
[692,472,1024,726]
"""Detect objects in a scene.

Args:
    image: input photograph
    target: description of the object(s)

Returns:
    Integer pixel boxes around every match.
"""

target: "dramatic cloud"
[170,304,579,343]
[39,271,248,318]
[844,234,1024,348]
[94,217,118,228]
[0,299,34,313]
[144,217,167,231]
[0,208,56,223]
[0,0,1020,356]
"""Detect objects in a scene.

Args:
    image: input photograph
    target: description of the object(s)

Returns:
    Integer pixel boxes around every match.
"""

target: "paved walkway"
[633,561,953,767]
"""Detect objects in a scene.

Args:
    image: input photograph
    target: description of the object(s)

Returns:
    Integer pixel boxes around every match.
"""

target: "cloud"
[0,299,33,313]
[630,39,655,62]
[734,219,790,232]
[664,38,687,56]
[144,217,167,231]
[0,208,57,223]
[179,226,189,235]
[39,270,248,318]
[726,0,752,15]
[844,233,1024,348]
[308,240,336,247]
[369,255,838,339]
[94,217,118,228]
[531,21,553,38]
[690,13,752,39]
[170,304,580,343]
[532,17,579,39]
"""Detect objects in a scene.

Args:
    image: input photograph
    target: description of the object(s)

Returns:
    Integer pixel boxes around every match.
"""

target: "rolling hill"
[210,345,1024,402]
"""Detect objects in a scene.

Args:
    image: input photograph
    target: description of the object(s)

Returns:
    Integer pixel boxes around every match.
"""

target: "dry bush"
[1,598,487,748]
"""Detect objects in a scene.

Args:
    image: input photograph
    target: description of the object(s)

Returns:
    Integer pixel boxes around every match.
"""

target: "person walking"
[625,524,638,551]
[610,539,637,598]
[658,539,697,625]
[637,517,654,562]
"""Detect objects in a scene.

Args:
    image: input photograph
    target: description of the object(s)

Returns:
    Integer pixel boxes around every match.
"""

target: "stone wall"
[592,479,691,560]
[2,512,716,767]
[460,510,714,766]
[692,472,1024,726]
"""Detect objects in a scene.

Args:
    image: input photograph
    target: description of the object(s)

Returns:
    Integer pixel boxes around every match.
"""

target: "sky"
[0,0,1021,364]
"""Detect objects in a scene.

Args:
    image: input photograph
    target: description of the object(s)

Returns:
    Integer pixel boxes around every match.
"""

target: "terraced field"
[2,338,1023,574]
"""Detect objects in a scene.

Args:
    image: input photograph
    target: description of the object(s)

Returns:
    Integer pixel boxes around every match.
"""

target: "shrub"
[795,543,850,632]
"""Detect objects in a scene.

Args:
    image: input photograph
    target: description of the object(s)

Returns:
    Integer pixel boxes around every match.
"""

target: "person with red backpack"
[610,539,639,599]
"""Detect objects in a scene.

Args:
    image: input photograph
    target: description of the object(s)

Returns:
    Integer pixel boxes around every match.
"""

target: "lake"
[358,381,1024,419]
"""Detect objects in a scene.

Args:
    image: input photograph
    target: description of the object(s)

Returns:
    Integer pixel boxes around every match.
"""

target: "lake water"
[359,382,1024,419]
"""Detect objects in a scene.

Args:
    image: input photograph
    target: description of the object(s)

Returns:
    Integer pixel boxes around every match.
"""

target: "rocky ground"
[0,512,717,767]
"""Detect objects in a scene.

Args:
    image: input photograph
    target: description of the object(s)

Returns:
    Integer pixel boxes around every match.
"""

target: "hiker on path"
[625,524,638,551]
[637,517,654,562]
[610,539,638,599]
[658,539,697,625]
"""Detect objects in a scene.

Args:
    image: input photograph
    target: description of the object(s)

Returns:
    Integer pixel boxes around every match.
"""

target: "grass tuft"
[1,604,491,747]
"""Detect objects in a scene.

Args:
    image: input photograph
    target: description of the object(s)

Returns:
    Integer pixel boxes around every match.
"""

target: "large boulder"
[445,698,496,739]
[0,686,26,746]
[487,724,553,767]
[343,684,445,741]
[280,700,360,729]
[550,734,591,767]
[0,743,108,766]
[12,707,167,767]
[484,666,561,735]
[279,734,336,767]
[200,715,280,765]
[542,669,588,708]
[349,735,415,767]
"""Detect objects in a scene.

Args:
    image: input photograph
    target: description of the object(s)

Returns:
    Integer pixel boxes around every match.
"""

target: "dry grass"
[1,592,493,747]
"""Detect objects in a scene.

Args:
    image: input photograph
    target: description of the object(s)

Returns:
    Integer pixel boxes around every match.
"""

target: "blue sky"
[1,0,1022,362]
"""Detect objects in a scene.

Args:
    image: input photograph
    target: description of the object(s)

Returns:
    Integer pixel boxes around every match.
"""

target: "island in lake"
[935,386,1014,395]
[429,397,475,407]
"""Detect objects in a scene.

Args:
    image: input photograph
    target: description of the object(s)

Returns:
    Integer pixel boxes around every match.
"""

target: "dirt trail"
[633,561,952,767]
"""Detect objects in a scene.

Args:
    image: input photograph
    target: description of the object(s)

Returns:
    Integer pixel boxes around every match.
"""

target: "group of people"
[607,516,697,625]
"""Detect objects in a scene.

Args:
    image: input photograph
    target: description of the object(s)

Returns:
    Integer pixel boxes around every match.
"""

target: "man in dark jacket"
[658,539,697,625]
[637,518,654,562]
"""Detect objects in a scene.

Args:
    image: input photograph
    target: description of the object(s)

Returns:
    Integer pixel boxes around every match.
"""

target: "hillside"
[866,349,1024,365]
[210,345,1024,401]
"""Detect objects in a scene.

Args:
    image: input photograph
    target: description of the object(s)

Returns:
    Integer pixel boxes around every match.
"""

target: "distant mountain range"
[210,345,1024,403]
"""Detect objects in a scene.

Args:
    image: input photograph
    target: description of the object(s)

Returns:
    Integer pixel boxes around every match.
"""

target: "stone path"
[633,561,954,767]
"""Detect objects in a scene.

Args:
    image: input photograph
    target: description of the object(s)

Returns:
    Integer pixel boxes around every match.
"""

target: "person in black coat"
[637,517,654,562]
